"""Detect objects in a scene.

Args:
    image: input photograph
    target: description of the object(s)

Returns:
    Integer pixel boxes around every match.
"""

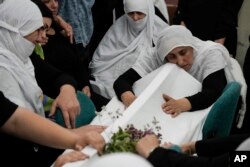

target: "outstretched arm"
[113,68,141,107]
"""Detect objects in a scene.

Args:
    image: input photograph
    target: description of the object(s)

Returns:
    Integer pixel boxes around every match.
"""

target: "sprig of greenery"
[104,125,162,154]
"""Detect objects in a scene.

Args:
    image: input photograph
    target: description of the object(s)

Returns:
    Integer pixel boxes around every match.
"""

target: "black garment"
[113,68,227,111]
[0,134,63,167]
[0,91,17,127]
[173,0,244,57]
[42,21,90,91]
[30,53,77,99]
[148,133,250,167]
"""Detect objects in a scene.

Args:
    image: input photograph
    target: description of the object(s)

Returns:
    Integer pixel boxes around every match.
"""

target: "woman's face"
[165,46,194,71]
[127,11,146,21]
[42,0,58,15]
[24,17,52,45]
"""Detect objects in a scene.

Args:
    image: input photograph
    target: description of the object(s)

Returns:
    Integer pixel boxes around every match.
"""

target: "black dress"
[173,0,244,57]
[41,21,109,111]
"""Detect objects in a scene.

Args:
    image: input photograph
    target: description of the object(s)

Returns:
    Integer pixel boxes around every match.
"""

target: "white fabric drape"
[0,0,44,116]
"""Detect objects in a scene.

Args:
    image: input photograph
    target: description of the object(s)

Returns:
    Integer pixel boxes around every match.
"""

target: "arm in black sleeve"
[187,69,227,111]
[196,133,250,157]
[0,92,18,127]
[147,147,229,167]
[30,53,77,98]
[113,68,141,101]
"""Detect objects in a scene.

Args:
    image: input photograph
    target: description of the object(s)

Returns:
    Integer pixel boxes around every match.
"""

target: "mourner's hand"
[180,141,196,155]
[54,15,74,44]
[82,86,91,97]
[136,135,160,158]
[72,125,106,153]
[121,91,137,108]
[84,131,106,155]
[54,151,88,167]
[162,94,191,117]
[50,84,80,129]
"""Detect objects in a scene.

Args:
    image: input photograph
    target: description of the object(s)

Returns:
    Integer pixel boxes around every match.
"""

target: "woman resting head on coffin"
[114,25,246,118]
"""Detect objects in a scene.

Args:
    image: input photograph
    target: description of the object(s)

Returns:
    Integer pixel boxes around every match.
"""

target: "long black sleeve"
[30,53,77,98]
[113,68,141,101]
[187,69,227,111]
[196,133,250,156]
[0,92,18,127]
[148,147,229,167]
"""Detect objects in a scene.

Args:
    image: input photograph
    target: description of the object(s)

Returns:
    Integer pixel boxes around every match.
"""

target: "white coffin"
[60,63,211,167]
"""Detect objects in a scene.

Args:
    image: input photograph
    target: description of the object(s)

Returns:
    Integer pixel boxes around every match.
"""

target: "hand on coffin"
[161,94,191,117]
[71,125,106,154]
[121,91,137,108]
[136,134,160,158]
[54,150,89,167]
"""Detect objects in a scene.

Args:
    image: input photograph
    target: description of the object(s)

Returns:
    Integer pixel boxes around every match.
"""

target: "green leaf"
[34,44,44,60]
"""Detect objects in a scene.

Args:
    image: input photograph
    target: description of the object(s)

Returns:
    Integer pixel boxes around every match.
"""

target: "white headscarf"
[0,0,44,116]
[89,0,167,98]
[157,25,247,128]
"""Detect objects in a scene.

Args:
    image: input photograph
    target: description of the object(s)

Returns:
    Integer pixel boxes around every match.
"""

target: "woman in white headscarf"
[89,0,168,99]
[114,25,246,125]
[0,0,82,129]
[0,0,45,116]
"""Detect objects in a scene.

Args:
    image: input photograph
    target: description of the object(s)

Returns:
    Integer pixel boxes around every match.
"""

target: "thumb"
[163,94,172,101]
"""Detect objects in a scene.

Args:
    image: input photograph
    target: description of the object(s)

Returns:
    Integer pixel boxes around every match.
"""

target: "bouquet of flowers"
[104,124,162,154]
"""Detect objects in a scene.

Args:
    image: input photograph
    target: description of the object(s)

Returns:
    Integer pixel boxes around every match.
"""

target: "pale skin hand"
[50,84,80,129]
[53,15,74,44]
[71,125,106,154]
[121,91,137,108]
[136,135,160,158]
[54,151,88,167]
[82,86,91,98]
[161,94,191,117]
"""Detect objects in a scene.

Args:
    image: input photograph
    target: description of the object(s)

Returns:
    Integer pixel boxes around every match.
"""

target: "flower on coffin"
[104,118,162,154]
[96,106,123,122]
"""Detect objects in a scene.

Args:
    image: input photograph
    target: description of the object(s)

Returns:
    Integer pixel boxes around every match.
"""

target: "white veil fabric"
[0,0,44,116]
[89,0,167,99]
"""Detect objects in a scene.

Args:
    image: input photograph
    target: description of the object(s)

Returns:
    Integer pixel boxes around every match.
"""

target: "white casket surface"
[60,64,212,167]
